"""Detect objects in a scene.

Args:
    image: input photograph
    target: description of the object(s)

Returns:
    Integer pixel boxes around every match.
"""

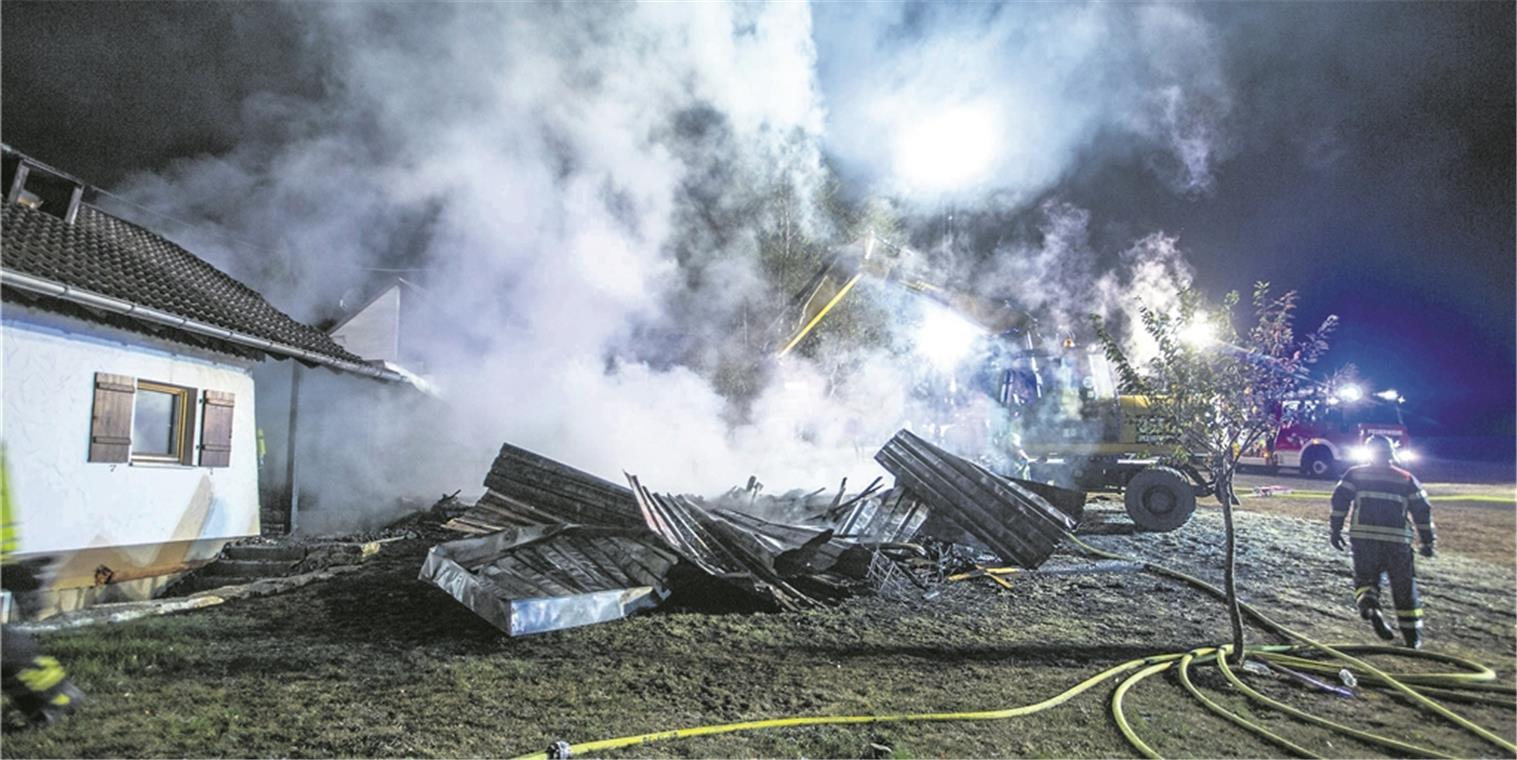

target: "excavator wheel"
[1124,466,1197,532]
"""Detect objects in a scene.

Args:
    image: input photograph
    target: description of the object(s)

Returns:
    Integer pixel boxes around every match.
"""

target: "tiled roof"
[1,202,366,365]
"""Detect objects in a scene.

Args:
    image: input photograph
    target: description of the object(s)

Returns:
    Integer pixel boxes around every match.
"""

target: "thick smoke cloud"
[105,2,914,503]
[86,2,1235,520]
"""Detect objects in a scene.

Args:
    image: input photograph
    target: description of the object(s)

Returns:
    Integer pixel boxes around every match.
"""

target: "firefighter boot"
[17,679,85,729]
[1361,607,1396,641]
[1402,628,1423,650]
[5,656,85,730]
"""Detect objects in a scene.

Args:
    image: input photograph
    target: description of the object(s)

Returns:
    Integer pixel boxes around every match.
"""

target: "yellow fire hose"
[510,532,1515,759]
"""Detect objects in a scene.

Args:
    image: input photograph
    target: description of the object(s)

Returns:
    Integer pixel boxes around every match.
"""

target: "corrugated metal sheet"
[444,443,642,534]
[627,474,828,611]
[875,429,1075,568]
[418,524,678,636]
[834,487,932,544]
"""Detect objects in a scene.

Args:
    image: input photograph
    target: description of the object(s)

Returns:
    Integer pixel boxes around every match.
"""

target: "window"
[130,381,194,464]
[90,374,233,467]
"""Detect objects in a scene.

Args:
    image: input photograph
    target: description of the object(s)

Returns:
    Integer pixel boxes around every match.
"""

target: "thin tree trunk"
[1218,470,1247,665]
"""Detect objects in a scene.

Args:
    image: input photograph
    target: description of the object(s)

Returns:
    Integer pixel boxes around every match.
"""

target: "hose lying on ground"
[509,532,1515,760]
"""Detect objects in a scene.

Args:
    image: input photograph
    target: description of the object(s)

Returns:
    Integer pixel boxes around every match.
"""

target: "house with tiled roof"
[0,145,410,616]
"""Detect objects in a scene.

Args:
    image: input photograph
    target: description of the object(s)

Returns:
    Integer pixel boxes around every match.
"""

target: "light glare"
[893,105,1000,192]
[1178,317,1216,348]
[1335,384,1364,403]
[915,306,981,369]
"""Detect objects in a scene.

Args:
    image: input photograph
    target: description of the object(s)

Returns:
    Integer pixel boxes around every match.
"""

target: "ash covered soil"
[5,502,1514,759]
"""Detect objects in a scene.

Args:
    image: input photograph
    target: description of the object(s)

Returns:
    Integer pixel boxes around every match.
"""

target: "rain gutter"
[1,268,407,383]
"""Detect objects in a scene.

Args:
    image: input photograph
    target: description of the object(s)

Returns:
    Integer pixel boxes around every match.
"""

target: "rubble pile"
[419,429,1087,636]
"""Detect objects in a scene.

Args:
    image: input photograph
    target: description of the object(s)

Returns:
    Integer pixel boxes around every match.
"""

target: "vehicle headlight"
[1396,448,1417,463]
[1348,446,1370,463]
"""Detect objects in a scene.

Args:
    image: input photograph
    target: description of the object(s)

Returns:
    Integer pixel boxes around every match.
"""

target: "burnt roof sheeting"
[1008,476,1086,526]
[875,429,1076,569]
[444,443,644,534]
[834,488,932,544]
[1,204,365,365]
[418,524,678,636]
[627,474,831,611]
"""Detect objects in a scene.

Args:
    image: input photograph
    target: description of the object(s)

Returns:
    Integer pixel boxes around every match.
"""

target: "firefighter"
[1,449,86,728]
[1328,434,1435,649]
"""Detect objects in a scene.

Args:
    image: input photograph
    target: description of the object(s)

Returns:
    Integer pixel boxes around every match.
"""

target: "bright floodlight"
[893,105,1000,192]
[915,305,981,369]
[1178,315,1217,348]
[1335,384,1364,403]
[1374,389,1400,401]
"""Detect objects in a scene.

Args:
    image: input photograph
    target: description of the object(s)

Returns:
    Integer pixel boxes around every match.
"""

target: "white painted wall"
[1,306,261,556]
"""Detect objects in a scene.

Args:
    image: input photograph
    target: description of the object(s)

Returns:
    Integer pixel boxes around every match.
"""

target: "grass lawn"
[4,503,1514,758]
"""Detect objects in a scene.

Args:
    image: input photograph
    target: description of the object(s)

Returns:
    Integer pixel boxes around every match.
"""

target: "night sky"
[4,2,1513,450]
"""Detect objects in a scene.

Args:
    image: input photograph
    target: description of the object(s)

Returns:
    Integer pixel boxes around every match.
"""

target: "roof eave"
[1,268,409,384]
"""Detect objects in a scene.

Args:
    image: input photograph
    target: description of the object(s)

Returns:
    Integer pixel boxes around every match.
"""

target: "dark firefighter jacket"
[1330,463,1435,545]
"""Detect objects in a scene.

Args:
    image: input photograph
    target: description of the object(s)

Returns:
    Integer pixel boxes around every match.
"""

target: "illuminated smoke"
[94,2,1225,524]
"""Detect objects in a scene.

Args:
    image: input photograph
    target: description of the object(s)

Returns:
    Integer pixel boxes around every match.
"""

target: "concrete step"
[203,559,296,577]
[223,544,306,562]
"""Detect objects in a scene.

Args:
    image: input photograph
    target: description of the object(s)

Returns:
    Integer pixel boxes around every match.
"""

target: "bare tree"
[1095,283,1336,662]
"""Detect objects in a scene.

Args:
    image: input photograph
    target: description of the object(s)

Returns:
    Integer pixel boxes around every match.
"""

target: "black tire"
[1124,466,1197,532]
[1301,447,1336,479]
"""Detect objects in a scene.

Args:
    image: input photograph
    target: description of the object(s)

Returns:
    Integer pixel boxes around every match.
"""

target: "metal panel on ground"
[419,524,678,636]
[875,429,1076,568]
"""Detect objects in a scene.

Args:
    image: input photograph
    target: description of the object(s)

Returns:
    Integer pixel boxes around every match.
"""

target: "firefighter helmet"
[1364,434,1395,464]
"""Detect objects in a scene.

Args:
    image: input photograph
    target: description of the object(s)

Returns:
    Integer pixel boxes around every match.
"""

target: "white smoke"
[105,2,904,504]
[98,2,1226,518]
[976,201,1195,362]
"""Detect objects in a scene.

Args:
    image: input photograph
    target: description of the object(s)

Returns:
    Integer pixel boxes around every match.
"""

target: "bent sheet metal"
[419,524,678,636]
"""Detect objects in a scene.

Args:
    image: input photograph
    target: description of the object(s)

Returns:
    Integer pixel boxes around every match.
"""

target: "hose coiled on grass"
[509,532,1515,759]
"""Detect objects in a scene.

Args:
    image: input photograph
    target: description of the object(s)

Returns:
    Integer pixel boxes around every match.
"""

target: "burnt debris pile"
[419,430,1086,636]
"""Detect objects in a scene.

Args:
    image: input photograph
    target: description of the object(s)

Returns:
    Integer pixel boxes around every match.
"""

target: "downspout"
[0,269,406,383]
[285,363,303,535]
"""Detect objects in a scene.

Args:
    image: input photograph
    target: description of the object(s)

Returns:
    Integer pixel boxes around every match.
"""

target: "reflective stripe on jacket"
[1330,464,1434,544]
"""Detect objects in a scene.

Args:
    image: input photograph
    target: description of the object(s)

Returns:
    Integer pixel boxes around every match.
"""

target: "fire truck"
[1238,386,1414,478]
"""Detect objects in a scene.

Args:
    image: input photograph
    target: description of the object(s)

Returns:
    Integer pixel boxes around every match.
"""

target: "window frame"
[129,380,195,464]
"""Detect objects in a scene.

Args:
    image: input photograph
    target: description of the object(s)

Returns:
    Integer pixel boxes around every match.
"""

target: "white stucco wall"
[2,306,261,556]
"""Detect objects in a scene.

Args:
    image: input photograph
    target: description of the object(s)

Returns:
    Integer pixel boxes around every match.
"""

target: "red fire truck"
[1240,385,1415,478]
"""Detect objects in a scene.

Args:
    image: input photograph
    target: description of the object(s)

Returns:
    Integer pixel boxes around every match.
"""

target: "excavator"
[773,233,1209,532]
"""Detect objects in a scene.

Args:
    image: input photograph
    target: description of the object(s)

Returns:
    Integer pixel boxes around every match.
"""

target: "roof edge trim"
[1,268,407,383]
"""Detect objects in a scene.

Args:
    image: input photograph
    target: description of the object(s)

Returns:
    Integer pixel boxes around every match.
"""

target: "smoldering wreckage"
[420,429,1091,637]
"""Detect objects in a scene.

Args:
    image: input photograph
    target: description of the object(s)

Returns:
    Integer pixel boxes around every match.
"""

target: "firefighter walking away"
[1,448,86,729]
[1328,434,1435,648]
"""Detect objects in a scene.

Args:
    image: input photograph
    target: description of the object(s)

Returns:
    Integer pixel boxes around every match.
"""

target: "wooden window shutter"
[88,372,135,463]
[199,391,235,468]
